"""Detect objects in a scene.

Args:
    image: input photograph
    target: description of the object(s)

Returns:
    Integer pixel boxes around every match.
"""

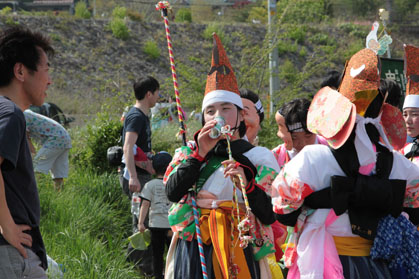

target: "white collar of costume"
[354,114,393,166]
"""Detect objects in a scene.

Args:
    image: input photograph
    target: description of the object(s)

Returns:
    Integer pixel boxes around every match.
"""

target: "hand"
[197,120,220,158]
[1,224,32,258]
[129,177,141,193]
[222,159,248,186]
[138,223,146,233]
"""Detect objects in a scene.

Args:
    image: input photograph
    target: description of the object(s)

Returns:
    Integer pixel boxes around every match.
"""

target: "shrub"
[175,8,192,23]
[308,33,335,46]
[143,40,160,59]
[112,6,127,19]
[278,0,329,24]
[247,6,267,24]
[279,59,298,83]
[287,25,306,44]
[75,2,91,19]
[203,23,226,43]
[0,6,12,15]
[109,18,130,40]
[71,111,122,173]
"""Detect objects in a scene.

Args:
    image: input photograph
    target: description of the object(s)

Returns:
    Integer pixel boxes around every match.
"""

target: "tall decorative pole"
[156,1,187,146]
[156,3,208,279]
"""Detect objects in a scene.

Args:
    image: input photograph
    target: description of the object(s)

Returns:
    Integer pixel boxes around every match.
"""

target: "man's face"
[23,48,51,106]
[148,89,160,108]
[242,98,260,143]
[203,101,243,138]
[403,107,419,138]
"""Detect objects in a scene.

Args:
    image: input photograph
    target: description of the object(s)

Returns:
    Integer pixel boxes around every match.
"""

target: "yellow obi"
[333,236,373,256]
[200,201,251,279]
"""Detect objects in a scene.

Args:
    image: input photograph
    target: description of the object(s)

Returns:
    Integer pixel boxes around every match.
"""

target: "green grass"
[38,168,143,278]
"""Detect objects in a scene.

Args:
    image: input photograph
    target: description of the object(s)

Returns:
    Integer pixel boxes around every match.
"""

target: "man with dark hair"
[0,27,54,278]
[239,88,265,145]
[119,75,159,273]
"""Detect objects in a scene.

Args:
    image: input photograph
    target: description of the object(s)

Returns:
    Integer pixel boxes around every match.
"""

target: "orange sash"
[200,201,251,279]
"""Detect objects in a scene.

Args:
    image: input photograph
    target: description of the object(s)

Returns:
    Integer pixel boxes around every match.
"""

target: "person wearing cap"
[239,88,264,145]
[271,48,419,279]
[138,152,173,279]
[272,98,328,169]
[401,45,419,165]
[164,34,281,278]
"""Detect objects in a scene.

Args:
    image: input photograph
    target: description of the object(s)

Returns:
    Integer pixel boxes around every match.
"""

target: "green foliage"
[203,23,226,43]
[38,171,137,278]
[143,40,160,59]
[299,46,307,57]
[112,6,127,19]
[279,59,298,84]
[247,6,267,24]
[175,8,192,23]
[109,18,130,40]
[75,2,91,19]
[278,0,329,24]
[287,25,306,44]
[0,6,12,15]
[308,33,335,46]
[126,9,143,22]
[394,0,418,17]
[338,23,368,39]
[277,40,298,55]
[340,0,380,16]
[258,117,281,150]
[71,111,122,174]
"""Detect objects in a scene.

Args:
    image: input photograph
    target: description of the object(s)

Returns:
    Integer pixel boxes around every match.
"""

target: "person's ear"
[14,63,25,82]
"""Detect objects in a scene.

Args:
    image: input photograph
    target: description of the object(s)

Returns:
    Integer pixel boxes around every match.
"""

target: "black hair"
[379,78,402,108]
[320,70,342,89]
[278,98,311,133]
[239,88,265,123]
[152,152,172,176]
[201,104,246,138]
[0,27,54,87]
[133,76,160,101]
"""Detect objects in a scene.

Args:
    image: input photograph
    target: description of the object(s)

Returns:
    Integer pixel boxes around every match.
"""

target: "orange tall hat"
[202,33,242,110]
[339,48,380,116]
[402,45,419,109]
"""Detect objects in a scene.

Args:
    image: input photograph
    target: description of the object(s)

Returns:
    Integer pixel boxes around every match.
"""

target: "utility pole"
[267,0,279,117]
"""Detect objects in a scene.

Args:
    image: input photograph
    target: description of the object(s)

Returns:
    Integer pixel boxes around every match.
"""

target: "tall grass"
[38,168,142,278]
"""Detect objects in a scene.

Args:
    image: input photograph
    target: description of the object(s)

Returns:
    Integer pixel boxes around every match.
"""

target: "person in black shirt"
[0,27,54,278]
[119,76,159,274]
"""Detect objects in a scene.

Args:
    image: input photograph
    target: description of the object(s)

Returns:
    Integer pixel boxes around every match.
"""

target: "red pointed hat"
[402,45,419,109]
[202,33,242,110]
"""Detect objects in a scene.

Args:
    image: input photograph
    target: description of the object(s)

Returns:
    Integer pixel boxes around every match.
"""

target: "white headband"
[287,122,305,133]
[254,100,264,113]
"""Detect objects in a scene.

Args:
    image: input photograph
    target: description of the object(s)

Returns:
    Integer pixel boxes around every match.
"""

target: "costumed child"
[138,152,173,279]
[272,98,328,169]
[401,45,419,165]
[271,47,419,279]
[164,33,281,279]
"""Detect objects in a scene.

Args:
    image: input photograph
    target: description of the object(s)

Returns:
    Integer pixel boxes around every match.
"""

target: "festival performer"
[164,34,281,279]
[271,47,419,279]
[272,98,327,169]
[401,45,419,165]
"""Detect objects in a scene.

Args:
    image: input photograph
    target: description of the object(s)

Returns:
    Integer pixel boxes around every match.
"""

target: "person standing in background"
[24,109,71,190]
[120,75,159,273]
